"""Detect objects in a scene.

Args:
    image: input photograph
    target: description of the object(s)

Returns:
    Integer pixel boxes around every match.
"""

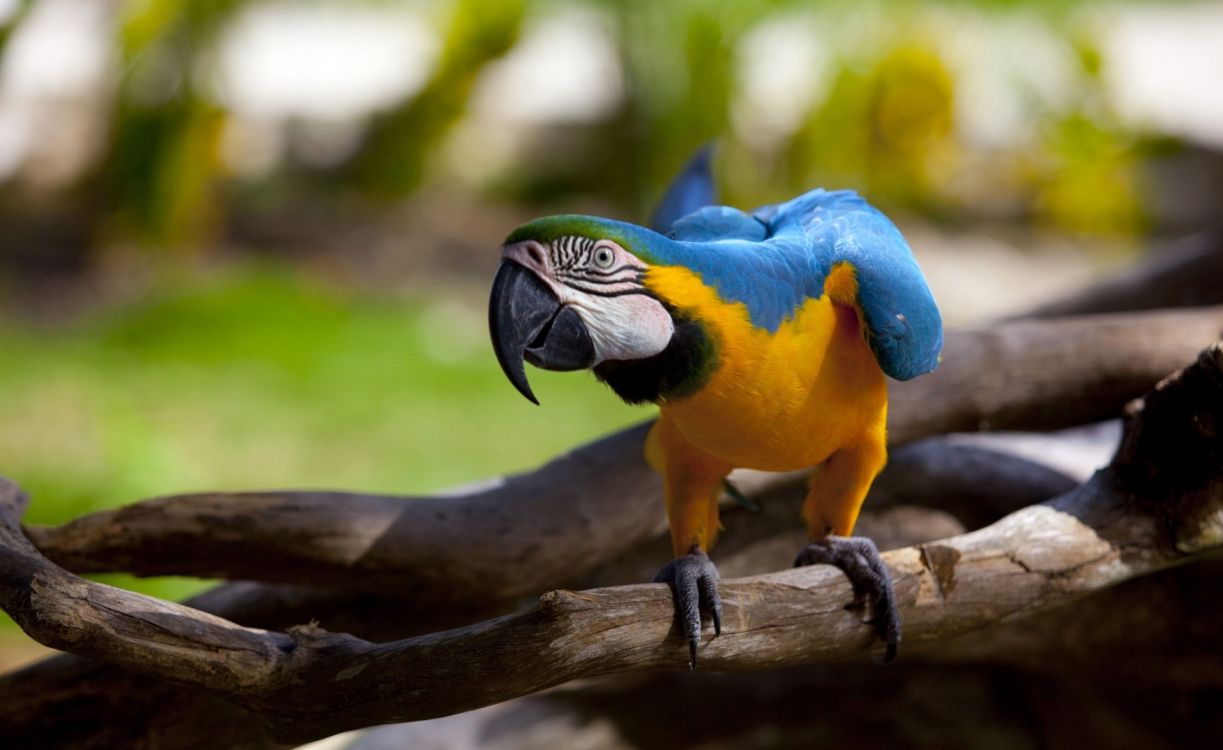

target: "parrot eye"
[593,246,615,269]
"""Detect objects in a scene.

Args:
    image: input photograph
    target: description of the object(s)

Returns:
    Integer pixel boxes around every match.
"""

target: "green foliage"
[0,1,33,54]
[349,0,526,196]
[96,0,243,249]
[0,266,642,519]
[0,267,645,627]
[785,41,957,215]
[1025,31,1146,236]
[0,0,1165,249]
[1032,113,1144,236]
[595,0,785,213]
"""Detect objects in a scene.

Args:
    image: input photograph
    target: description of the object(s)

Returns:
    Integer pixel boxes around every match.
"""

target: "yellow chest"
[646,264,887,471]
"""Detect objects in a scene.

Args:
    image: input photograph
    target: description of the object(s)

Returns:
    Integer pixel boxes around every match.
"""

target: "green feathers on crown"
[505,215,667,264]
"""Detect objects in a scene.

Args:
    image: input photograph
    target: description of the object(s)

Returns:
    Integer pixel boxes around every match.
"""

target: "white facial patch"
[501,238,674,365]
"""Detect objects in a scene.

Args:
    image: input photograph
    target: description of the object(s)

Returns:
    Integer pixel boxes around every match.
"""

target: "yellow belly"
[647,264,887,471]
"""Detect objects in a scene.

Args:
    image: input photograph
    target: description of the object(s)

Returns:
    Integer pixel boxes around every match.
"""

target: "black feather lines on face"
[551,237,651,299]
[550,235,587,273]
[593,300,717,405]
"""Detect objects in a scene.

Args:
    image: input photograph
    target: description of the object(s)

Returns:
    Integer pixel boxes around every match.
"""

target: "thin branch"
[23,306,1223,595]
[2,345,1221,744]
[26,425,660,602]
[1017,229,1223,319]
[886,305,1223,442]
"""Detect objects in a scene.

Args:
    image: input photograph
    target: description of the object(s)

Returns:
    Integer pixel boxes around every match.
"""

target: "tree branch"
[2,344,1221,745]
[0,430,1083,749]
[1017,229,1223,319]
[886,306,1223,442]
[23,306,1223,597]
[301,555,1223,750]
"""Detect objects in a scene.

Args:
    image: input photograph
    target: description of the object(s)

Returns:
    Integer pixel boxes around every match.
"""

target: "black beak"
[489,260,596,404]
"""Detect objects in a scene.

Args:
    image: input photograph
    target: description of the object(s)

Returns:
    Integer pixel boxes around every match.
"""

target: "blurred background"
[1,0,1221,660]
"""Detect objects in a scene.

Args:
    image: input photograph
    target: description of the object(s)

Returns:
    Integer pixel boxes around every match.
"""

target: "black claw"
[882,640,897,664]
[654,548,722,669]
[795,535,901,662]
[698,567,722,637]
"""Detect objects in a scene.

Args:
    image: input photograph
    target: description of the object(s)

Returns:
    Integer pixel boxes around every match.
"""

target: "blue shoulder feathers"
[649,188,943,381]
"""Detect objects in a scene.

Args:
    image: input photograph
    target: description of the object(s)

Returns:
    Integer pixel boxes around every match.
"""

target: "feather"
[654,189,942,381]
[649,144,716,233]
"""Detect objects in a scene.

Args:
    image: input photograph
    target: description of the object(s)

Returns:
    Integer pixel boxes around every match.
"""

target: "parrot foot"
[794,535,900,662]
[653,545,722,670]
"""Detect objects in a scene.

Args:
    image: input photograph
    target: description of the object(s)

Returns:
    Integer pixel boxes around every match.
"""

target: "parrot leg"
[645,416,731,669]
[798,436,897,660]
[653,546,722,670]
[794,536,899,662]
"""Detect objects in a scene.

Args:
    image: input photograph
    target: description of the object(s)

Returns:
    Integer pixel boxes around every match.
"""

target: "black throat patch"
[593,312,717,405]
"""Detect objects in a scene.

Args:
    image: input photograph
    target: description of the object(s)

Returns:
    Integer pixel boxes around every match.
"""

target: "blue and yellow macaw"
[489,149,942,666]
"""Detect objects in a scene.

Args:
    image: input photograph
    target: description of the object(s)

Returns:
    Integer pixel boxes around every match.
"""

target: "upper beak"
[488,260,596,404]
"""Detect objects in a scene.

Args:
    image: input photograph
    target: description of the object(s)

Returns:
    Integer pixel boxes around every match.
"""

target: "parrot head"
[489,215,710,405]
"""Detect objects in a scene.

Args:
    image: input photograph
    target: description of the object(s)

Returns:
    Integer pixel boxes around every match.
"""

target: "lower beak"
[488,260,596,404]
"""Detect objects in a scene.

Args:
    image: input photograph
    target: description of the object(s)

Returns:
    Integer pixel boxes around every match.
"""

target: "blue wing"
[649,145,717,233]
[773,191,944,381]
[669,205,767,242]
[656,189,943,381]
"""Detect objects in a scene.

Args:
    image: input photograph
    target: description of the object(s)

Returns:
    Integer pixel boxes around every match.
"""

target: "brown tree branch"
[885,305,1223,442]
[1017,229,1223,319]
[340,558,1223,750]
[0,424,1089,749]
[2,345,1221,745]
[25,424,660,603]
[22,306,1223,597]
[0,432,1080,749]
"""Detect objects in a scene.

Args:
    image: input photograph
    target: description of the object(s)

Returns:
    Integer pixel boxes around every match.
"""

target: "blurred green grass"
[0,263,647,624]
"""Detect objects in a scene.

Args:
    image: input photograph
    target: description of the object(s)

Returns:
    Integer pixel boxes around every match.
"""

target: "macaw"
[488,149,943,667]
